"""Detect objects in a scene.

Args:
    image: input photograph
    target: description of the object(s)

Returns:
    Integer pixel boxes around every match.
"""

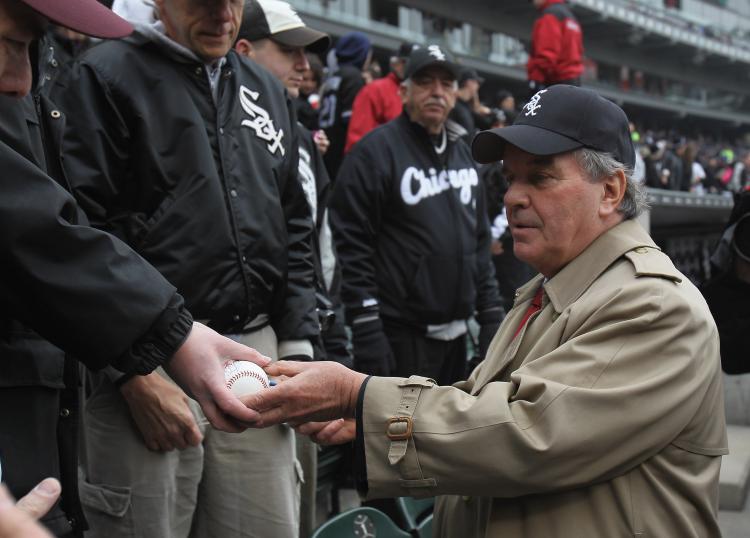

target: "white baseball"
[223,360,270,397]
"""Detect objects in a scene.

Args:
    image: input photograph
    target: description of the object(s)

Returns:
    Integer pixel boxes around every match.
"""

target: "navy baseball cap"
[21,0,132,38]
[404,44,460,80]
[472,85,636,169]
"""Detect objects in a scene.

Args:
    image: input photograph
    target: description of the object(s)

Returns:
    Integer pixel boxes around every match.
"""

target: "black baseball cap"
[472,85,636,169]
[459,67,484,86]
[404,44,460,80]
[21,0,132,38]
[239,0,330,54]
[396,42,419,59]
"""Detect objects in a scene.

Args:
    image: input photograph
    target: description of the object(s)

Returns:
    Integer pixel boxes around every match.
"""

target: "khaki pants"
[295,434,318,538]
[79,326,300,538]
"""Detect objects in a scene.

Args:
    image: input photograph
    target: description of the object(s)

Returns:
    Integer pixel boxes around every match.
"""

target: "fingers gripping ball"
[223,360,270,397]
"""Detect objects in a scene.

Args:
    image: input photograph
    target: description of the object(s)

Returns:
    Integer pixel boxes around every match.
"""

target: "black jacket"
[330,112,502,327]
[0,52,191,536]
[319,64,365,179]
[52,32,318,343]
[297,123,350,365]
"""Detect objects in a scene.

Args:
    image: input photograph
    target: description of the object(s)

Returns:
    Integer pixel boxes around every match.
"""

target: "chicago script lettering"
[400,166,478,206]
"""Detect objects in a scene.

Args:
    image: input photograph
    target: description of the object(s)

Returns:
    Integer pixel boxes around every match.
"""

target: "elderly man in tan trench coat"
[244,85,728,537]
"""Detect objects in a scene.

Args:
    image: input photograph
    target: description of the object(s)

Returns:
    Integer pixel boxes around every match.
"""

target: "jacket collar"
[399,110,467,145]
[516,219,659,312]
[386,71,401,85]
[132,21,227,72]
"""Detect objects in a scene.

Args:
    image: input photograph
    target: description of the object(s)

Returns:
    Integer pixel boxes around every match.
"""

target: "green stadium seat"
[395,496,435,533]
[311,506,412,538]
[416,513,434,538]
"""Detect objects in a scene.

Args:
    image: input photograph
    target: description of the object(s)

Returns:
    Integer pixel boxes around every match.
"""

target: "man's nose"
[0,49,33,98]
[295,49,309,71]
[429,80,446,96]
[211,0,234,21]
[504,182,530,210]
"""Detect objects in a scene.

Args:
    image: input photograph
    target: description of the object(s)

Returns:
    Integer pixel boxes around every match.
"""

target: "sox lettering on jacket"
[239,85,285,156]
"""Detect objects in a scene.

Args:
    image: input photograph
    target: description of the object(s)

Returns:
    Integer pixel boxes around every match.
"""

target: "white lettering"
[239,85,285,156]
[400,166,478,206]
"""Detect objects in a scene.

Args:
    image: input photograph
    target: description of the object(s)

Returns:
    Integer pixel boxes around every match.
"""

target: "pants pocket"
[79,476,134,538]
[79,477,131,517]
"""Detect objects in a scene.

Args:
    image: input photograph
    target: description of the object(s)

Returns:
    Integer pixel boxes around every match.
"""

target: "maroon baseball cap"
[21,0,133,39]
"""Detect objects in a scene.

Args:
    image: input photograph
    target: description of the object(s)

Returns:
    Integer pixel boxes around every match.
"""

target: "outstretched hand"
[241,361,366,428]
[164,322,271,432]
[0,478,60,538]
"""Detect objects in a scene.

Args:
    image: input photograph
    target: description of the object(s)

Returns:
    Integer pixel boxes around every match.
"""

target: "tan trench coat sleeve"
[360,266,725,500]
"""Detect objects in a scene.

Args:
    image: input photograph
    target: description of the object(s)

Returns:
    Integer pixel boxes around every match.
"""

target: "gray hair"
[573,148,648,220]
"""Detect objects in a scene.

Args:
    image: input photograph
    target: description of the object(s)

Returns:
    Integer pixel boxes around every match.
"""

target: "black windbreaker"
[0,48,190,534]
[330,112,502,327]
[52,33,318,341]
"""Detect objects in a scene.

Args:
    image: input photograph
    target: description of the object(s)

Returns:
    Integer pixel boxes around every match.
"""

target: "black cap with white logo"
[404,45,460,80]
[472,85,635,169]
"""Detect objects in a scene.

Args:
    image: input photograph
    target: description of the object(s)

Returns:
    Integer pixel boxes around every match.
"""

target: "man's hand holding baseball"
[164,322,271,432]
[241,361,366,428]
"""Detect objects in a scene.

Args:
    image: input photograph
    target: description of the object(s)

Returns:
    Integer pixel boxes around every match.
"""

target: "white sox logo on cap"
[427,45,446,61]
[523,89,548,117]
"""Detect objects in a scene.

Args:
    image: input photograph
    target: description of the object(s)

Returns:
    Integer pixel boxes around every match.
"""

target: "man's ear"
[235,38,254,59]
[399,82,408,104]
[599,169,627,217]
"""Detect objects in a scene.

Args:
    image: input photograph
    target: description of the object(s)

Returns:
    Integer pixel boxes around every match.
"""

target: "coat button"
[50,58,58,67]
[219,127,224,135]
[241,255,247,263]
[634,247,649,254]
[50,110,61,119]
[195,66,202,75]
[60,408,71,418]
[230,189,238,198]
[233,314,241,322]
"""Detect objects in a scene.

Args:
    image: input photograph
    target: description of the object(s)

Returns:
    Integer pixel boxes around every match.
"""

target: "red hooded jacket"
[345,72,403,153]
[527,0,584,85]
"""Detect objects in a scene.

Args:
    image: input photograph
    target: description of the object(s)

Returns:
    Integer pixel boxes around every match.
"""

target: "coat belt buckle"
[386,417,413,441]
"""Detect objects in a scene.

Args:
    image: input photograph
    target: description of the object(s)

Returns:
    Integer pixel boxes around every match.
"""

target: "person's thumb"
[15,478,60,519]
[218,338,271,367]
[263,360,311,377]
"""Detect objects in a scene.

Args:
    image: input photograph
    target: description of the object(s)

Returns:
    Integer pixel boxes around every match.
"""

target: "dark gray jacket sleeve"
[474,182,504,321]
[0,135,191,375]
[271,98,319,343]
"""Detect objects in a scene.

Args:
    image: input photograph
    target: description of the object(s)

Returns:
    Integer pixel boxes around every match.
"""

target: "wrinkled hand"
[120,373,203,452]
[296,418,356,446]
[241,361,366,428]
[0,478,60,538]
[164,322,270,432]
[313,130,330,155]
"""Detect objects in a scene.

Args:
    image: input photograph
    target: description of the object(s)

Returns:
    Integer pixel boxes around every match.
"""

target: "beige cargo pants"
[78,326,301,538]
